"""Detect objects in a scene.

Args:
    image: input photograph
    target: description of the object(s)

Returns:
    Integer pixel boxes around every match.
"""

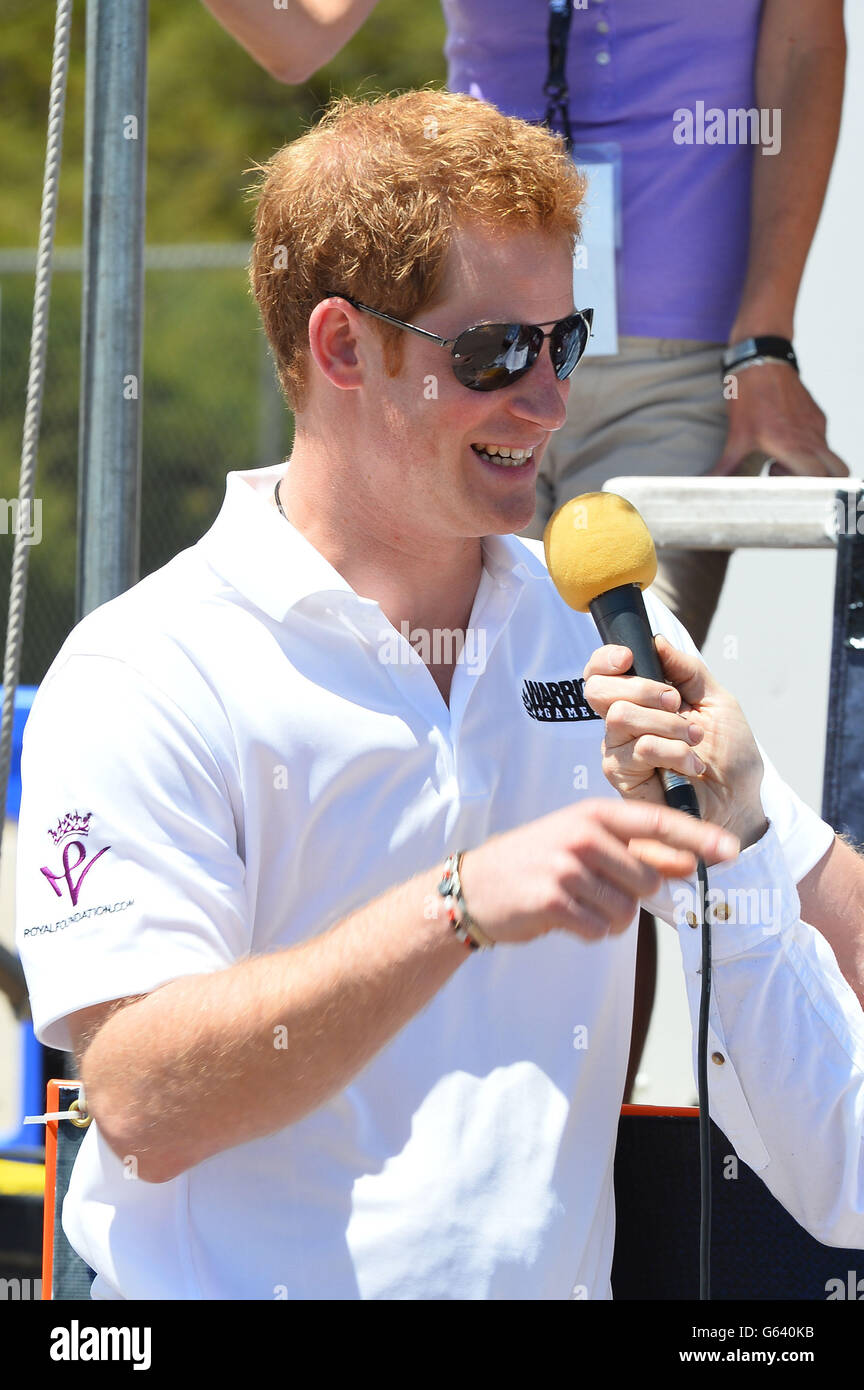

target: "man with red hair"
[17,91,864,1300]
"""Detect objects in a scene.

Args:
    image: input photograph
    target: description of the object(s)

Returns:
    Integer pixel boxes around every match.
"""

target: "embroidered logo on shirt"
[521,677,600,723]
[40,810,111,907]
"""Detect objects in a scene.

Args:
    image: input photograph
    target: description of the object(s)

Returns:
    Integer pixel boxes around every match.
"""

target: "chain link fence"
[0,245,293,685]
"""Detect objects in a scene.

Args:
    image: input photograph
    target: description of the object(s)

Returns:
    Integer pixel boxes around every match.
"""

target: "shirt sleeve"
[16,652,250,1052]
[642,585,836,886]
[667,821,864,1250]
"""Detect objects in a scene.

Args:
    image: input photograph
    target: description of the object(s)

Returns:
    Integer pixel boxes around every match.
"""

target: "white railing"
[603,476,862,549]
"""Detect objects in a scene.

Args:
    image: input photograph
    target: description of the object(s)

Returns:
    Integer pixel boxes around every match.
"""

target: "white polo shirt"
[16,463,851,1300]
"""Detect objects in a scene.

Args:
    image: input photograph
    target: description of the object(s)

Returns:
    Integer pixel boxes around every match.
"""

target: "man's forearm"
[199,0,379,83]
[797,834,864,1010]
[81,865,466,1182]
[731,6,846,339]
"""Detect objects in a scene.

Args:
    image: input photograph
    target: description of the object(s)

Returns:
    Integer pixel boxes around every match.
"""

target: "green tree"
[0,0,446,680]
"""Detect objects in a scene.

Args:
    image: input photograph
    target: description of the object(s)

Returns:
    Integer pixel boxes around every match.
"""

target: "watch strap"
[723,336,798,373]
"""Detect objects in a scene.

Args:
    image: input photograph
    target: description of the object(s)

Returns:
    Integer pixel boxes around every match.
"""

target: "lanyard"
[544,0,574,150]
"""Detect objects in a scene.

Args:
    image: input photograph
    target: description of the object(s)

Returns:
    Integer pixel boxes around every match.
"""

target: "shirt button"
[712,1052,726,1066]
[685,911,698,928]
[713,900,731,921]
[596,20,610,33]
[596,51,611,65]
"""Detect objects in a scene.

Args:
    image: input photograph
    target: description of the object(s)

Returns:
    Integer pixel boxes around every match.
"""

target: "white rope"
[0,1,74,896]
[25,1091,89,1126]
[24,1111,88,1125]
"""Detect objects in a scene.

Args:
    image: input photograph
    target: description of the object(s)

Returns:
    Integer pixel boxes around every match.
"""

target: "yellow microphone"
[544,492,700,817]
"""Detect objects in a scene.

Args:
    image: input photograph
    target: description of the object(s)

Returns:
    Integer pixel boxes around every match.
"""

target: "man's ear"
[307,300,366,391]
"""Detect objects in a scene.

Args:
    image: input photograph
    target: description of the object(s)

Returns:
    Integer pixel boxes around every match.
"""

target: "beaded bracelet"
[437,851,495,951]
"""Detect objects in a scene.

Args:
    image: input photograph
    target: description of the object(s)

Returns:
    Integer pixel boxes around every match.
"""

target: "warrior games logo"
[521,676,600,723]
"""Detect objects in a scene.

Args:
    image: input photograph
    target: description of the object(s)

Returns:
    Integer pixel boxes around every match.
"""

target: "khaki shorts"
[520,336,767,651]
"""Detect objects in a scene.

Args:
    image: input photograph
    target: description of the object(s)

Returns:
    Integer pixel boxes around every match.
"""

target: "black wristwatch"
[722,336,798,375]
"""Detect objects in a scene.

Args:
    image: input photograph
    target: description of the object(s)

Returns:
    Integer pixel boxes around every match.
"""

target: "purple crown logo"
[48,811,92,845]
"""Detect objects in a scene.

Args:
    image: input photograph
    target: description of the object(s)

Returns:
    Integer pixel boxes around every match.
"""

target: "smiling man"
[265,233,585,701]
[16,90,864,1300]
[252,95,588,705]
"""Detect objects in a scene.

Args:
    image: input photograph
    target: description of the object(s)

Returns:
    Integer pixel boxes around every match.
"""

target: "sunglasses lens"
[550,314,591,380]
[452,324,543,391]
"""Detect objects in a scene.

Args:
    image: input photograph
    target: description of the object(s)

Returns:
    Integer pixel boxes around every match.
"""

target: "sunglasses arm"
[325,295,453,349]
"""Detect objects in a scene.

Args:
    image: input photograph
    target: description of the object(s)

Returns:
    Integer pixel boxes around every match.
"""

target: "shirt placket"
[340,573,525,802]
[573,0,616,116]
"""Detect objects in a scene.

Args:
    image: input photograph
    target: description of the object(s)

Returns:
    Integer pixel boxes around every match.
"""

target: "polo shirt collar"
[197,463,548,624]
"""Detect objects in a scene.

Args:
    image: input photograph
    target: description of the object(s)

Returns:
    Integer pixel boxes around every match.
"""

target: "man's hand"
[583,636,768,856]
[712,364,847,478]
[457,798,738,946]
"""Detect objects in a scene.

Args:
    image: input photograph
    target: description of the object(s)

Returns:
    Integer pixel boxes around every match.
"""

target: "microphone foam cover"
[543,492,657,612]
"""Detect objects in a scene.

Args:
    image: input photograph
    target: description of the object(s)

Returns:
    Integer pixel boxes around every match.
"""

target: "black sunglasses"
[325,294,594,392]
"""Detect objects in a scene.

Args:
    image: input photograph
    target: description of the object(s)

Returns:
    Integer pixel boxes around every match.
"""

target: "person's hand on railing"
[711,363,848,479]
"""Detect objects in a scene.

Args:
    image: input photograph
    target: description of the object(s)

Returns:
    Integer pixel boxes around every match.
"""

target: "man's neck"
[273,457,486,643]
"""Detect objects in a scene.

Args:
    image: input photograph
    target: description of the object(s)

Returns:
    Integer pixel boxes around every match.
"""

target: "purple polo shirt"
[442,0,763,341]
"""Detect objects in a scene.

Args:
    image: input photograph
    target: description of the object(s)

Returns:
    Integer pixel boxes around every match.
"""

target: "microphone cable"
[696,853,712,1301]
[660,775,712,1300]
[543,491,717,1298]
